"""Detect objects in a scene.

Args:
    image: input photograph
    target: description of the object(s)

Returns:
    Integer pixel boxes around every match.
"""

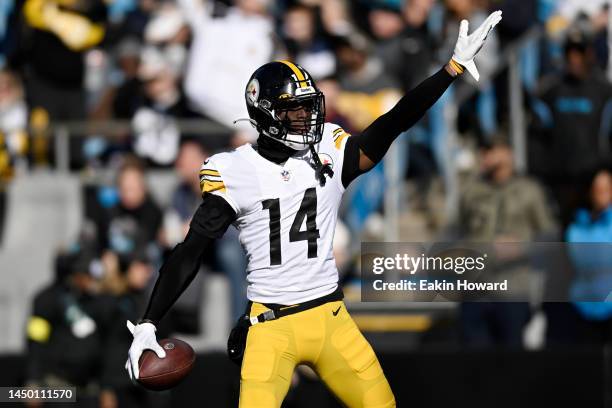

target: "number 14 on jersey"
[262,188,320,266]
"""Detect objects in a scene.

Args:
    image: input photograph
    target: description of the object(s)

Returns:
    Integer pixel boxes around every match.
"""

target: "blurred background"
[1,0,612,406]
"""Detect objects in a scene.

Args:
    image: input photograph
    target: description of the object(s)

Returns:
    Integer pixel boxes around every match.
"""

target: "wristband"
[449,59,465,75]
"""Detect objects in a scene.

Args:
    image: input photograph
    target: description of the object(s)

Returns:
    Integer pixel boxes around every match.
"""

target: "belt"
[244,287,344,327]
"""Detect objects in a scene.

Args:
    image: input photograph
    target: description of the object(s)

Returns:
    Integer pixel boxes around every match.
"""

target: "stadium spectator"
[87,36,142,122]
[131,43,194,165]
[532,28,612,227]
[489,0,539,118]
[109,0,157,42]
[109,37,142,120]
[19,0,108,120]
[180,0,277,131]
[567,169,612,304]
[281,3,336,79]
[458,137,557,348]
[312,0,353,37]
[333,33,402,131]
[547,169,612,346]
[93,156,162,270]
[0,69,28,245]
[552,0,609,24]
[369,0,440,204]
[25,247,119,408]
[369,5,404,42]
[546,0,608,42]
[143,1,190,77]
[458,137,557,241]
[371,0,435,92]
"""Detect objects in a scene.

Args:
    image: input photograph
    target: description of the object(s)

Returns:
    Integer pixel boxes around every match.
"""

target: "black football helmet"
[244,60,325,150]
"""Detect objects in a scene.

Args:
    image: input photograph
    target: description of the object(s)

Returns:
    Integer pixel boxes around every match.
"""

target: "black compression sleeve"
[341,67,456,187]
[142,194,237,324]
[359,67,455,163]
[341,135,366,187]
[190,194,238,239]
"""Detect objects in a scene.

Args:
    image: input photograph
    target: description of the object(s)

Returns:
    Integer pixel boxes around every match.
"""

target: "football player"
[126,11,502,407]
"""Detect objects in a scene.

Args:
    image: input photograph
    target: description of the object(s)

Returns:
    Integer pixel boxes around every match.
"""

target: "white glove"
[125,321,166,382]
[451,10,503,81]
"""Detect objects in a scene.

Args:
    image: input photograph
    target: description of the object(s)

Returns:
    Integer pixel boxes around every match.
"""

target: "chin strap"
[309,144,334,186]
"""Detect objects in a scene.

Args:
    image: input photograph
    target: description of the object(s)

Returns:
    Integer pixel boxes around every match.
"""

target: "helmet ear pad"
[244,61,326,149]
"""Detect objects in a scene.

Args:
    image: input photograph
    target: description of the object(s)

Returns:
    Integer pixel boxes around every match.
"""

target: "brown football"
[137,338,195,391]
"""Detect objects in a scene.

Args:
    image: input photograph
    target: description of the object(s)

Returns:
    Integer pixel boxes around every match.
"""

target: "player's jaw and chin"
[275,110,324,151]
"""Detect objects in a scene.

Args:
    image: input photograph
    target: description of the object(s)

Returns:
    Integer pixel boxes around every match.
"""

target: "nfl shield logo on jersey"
[280,169,291,181]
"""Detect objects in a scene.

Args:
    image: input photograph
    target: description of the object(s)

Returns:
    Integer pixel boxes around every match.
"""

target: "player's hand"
[125,320,166,382]
[451,10,503,81]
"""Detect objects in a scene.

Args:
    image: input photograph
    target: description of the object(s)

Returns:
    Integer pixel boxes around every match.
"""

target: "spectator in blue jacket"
[567,169,612,322]
[548,169,612,345]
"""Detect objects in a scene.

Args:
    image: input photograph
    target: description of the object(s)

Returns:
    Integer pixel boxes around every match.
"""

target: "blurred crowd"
[1,0,612,405]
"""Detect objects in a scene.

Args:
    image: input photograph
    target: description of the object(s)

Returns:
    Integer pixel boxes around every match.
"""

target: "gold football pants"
[239,300,396,408]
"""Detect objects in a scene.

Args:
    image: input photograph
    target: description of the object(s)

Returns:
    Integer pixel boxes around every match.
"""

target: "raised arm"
[341,11,503,187]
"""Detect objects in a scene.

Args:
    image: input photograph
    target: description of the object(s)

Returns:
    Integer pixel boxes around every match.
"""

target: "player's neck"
[256,135,298,165]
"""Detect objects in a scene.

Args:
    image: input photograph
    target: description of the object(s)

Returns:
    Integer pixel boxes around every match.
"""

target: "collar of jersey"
[246,143,311,169]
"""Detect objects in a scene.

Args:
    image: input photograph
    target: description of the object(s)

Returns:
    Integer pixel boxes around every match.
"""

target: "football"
[137,338,195,391]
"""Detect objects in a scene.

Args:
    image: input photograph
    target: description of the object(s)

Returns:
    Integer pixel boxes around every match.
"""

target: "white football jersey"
[199,123,351,304]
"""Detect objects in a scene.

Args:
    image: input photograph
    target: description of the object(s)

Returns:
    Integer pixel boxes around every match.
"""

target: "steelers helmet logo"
[246,79,260,106]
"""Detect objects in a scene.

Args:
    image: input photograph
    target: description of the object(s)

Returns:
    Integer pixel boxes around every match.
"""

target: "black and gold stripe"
[199,165,226,194]
[332,127,351,149]
[277,60,310,89]
[199,169,221,178]
[201,180,226,194]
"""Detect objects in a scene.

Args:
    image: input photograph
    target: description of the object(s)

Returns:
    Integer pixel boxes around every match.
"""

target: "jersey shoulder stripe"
[198,153,241,213]
[199,160,226,194]
[329,124,351,150]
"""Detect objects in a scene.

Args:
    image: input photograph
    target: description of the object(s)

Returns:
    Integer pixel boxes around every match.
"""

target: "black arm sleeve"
[342,67,456,187]
[142,194,237,324]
